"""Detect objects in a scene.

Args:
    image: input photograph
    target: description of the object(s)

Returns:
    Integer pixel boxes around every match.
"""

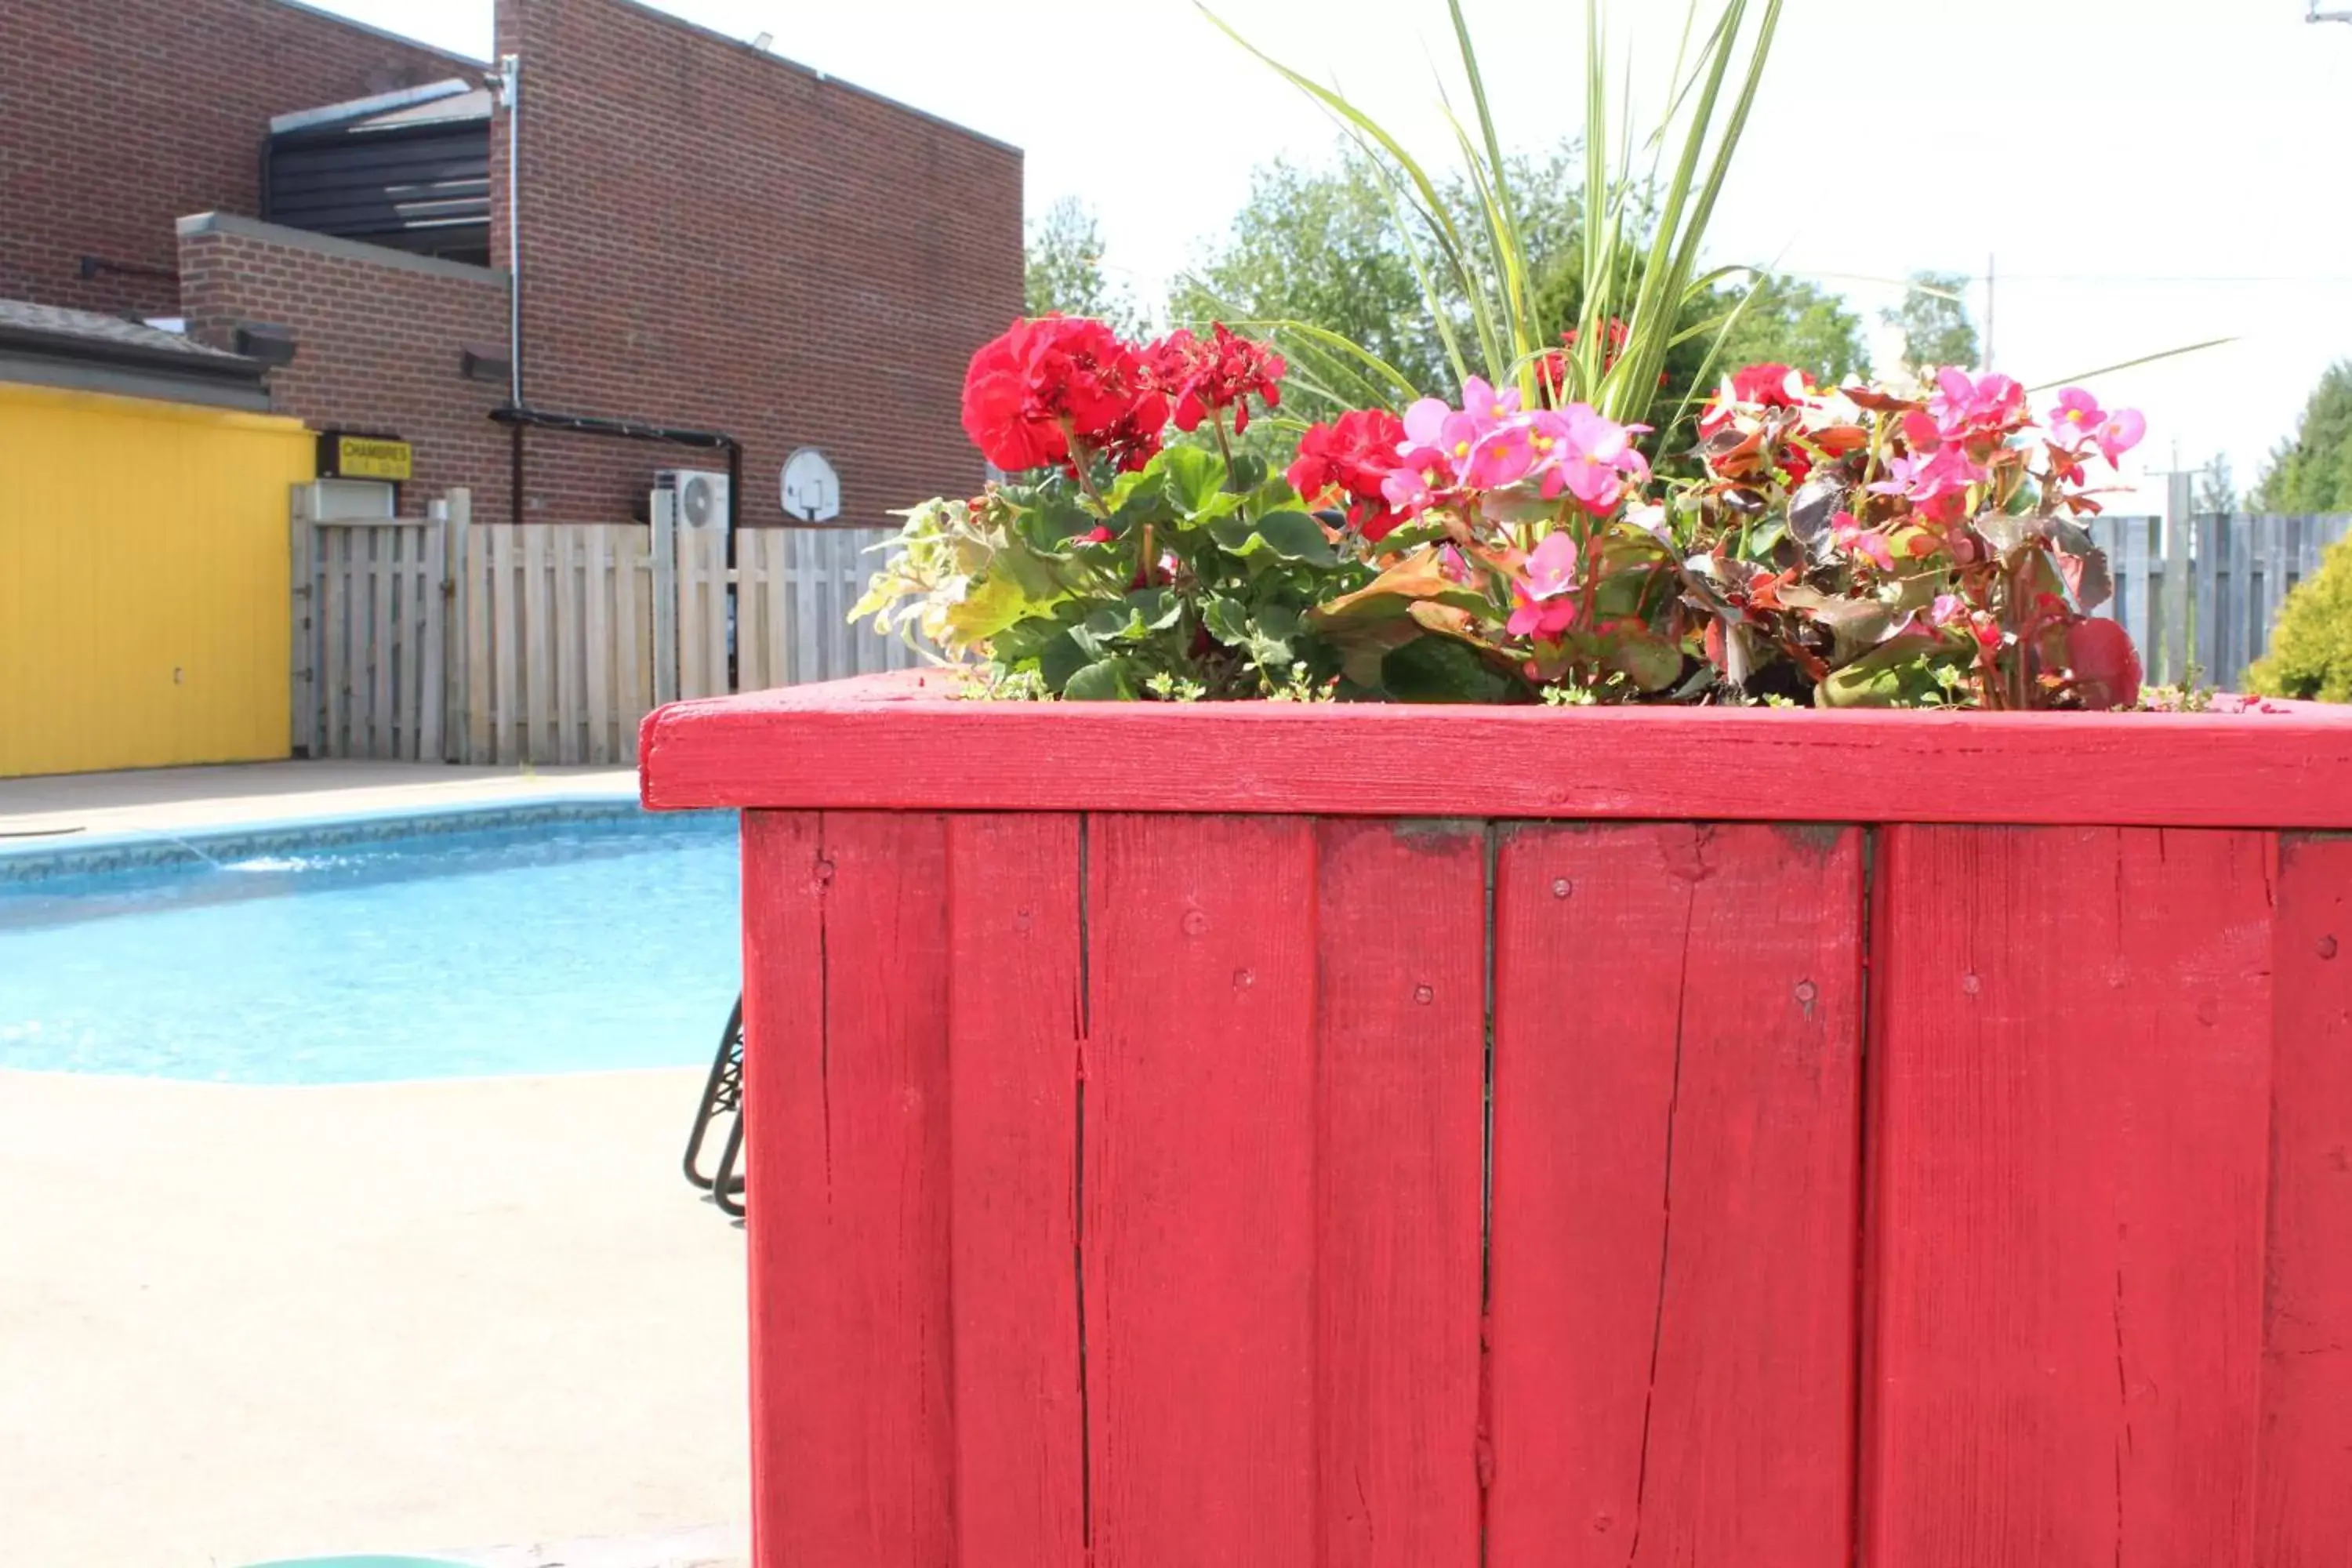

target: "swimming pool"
[0,805,739,1083]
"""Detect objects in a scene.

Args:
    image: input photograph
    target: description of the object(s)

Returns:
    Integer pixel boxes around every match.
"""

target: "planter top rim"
[638,670,2352,830]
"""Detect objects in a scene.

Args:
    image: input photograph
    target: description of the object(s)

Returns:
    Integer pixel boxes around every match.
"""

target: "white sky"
[319,0,2352,511]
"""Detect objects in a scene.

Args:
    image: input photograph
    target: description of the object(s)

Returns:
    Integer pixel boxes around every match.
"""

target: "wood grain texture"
[1313,819,1486,1568]
[638,673,2352,828]
[946,814,1087,1567]
[2260,835,2352,1566]
[1083,815,1319,1568]
[1485,823,1863,1567]
[741,809,954,1568]
[1864,825,2274,1568]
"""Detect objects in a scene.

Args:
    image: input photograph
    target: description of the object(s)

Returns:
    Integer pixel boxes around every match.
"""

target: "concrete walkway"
[0,758,637,840]
[0,759,746,1567]
[0,1069,749,1568]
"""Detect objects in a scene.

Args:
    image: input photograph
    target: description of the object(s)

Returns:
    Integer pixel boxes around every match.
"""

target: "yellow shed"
[0,303,312,778]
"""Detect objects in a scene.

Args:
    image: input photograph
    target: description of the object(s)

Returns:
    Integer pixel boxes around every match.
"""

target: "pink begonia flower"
[1900,408,1943,456]
[1463,422,1538,489]
[1508,593,1578,641]
[1868,445,1984,509]
[1552,405,1648,515]
[1831,510,1896,572]
[1402,397,1454,450]
[1506,532,1581,641]
[2046,387,2103,449]
[2094,407,2146,466]
[1931,593,1966,627]
[1520,531,1580,599]
[2042,386,2144,466]
[1929,368,2026,434]
[1461,376,1522,424]
[1381,445,1452,517]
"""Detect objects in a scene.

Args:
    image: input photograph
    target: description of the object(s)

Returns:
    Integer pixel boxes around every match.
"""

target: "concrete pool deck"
[0,1067,749,1568]
[0,760,748,1567]
[0,758,639,842]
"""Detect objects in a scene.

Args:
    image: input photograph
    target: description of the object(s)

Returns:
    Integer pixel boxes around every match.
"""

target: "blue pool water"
[0,808,740,1083]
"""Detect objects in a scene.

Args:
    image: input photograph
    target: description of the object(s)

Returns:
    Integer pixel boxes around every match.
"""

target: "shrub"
[2249,534,2352,702]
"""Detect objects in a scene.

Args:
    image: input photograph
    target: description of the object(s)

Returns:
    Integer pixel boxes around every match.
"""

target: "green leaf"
[1380,635,1513,702]
[1200,595,1252,645]
[1601,629,1685,691]
[1160,445,1226,517]
[1209,509,1338,567]
[1064,656,1141,702]
[1813,635,1951,709]
[942,573,1044,641]
[1132,586,1187,631]
[1036,629,1093,694]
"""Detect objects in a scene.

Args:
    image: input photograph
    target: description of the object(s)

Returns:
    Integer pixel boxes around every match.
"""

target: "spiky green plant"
[1203,0,1784,438]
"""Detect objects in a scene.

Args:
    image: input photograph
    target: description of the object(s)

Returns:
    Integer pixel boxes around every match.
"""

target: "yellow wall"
[0,383,314,777]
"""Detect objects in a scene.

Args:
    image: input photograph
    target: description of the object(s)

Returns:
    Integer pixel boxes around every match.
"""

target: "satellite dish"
[781,447,841,522]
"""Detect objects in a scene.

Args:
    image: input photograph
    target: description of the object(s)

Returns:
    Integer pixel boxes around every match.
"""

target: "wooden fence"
[291,492,446,763]
[2089,494,2350,690]
[292,487,926,764]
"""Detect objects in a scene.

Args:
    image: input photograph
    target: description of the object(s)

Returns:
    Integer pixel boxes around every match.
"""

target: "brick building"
[2,0,1023,526]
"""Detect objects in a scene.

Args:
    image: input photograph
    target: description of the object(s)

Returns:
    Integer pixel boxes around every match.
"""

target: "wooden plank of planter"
[2261,835,2352,1562]
[1486,822,1863,1566]
[637,675,2352,830]
[945,814,1087,1566]
[1313,818,1485,1568]
[741,810,955,1566]
[1864,825,2273,1568]
[1083,815,1319,1566]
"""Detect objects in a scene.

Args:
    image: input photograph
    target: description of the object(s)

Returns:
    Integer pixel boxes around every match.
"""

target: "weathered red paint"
[672,680,2352,1567]
[1487,824,1862,1566]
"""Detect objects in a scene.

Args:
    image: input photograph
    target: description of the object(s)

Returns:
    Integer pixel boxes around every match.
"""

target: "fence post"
[652,487,680,706]
[444,488,472,763]
[421,498,450,764]
[289,483,318,758]
[2161,473,2191,688]
[2193,512,2218,688]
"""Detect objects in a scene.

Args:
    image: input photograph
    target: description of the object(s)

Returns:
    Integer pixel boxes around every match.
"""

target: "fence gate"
[291,481,447,761]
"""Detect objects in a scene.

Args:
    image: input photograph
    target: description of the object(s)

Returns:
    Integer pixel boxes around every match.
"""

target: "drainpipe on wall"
[493,53,524,522]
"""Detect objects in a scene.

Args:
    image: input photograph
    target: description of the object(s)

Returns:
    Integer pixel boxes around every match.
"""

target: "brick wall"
[179,216,512,519]
[492,0,1023,529]
[0,0,479,318]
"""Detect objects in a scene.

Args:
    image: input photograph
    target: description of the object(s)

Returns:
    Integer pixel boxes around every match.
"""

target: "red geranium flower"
[1730,363,1807,407]
[1145,323,1286,435]
[1287,408,1408,541]
[960,316,1169,476]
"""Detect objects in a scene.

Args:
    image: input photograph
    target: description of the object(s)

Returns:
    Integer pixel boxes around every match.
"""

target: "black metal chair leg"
[712,1112,746,1218]
[684,993,744,1191]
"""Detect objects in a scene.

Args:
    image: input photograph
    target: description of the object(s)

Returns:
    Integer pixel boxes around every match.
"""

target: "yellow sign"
[328,434,412,481]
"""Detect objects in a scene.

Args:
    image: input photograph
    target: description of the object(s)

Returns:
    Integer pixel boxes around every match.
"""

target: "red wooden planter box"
[643,673,2352,1568]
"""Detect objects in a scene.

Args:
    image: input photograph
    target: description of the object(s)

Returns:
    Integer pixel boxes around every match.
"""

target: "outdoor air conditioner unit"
[654,468,731,532]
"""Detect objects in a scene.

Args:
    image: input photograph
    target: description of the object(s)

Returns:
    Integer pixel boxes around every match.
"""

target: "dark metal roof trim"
[0,321,265,384]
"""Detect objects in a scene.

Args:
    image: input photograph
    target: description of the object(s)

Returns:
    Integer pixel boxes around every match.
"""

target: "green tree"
[2254,361,2352,513]
[1025,197,1145,338]
[1169,150,1448,399]
[1717,275,1871,386]
[1172,142,1868,418]
[1881,270,1979,376]
[2196,453,2238,516]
